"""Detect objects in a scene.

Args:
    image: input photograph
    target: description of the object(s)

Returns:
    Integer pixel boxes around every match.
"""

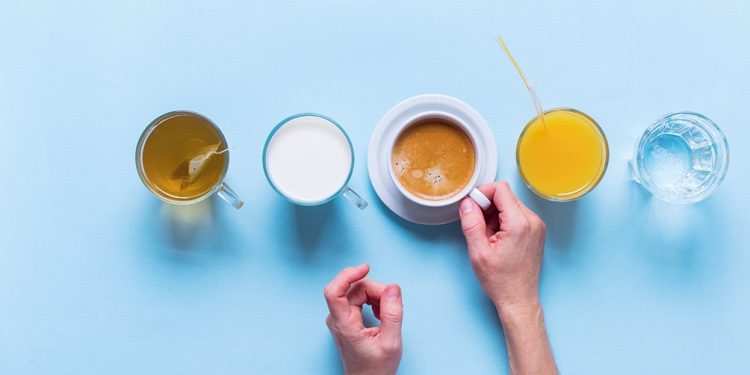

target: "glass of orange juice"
[516,108,609,201]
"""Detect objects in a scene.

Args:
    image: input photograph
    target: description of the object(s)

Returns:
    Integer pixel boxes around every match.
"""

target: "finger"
[484,211,500,236]
[510,188,532,221]
[459,198,489,255]
[478,181,525,232]
[379,284,403,346]
[516,198,545,233]
[324,264,370,321]
[477,181,523,218]
[517,199,534,221]
[345,279,386,308]
[373,304,381,321]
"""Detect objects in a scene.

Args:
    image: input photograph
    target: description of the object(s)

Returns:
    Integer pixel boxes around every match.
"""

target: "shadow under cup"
[388,112,481,207]
[136,111,243,209]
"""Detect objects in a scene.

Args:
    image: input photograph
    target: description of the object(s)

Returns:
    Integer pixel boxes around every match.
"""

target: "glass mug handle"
[216,182,244,209]
[343,187,368,210]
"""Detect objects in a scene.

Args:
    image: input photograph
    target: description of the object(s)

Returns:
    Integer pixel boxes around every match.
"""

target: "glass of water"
[630,112,729,204]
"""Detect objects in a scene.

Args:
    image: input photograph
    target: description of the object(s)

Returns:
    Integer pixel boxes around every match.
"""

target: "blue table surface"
[1,0,749,373]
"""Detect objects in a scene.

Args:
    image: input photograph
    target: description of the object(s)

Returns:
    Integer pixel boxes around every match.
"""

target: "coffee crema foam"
[391,118,476,201]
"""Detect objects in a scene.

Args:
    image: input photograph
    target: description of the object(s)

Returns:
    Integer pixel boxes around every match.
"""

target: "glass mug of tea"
[136,110,244,209]
[388,112,488,208]
[263,113,368,209]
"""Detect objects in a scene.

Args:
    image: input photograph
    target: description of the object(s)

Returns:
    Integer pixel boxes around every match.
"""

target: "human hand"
[458,181,546,313]
[324,264,403,375]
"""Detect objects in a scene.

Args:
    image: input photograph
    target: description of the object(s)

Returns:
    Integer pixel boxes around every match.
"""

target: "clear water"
[643,134,692,186]
[632,112,729,204]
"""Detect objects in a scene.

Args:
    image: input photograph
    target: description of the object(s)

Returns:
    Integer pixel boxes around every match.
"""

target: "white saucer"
[367,94,498,225]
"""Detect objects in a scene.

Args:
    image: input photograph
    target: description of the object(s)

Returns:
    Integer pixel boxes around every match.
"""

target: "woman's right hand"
[458,181,546,311]
[458,181,557,375]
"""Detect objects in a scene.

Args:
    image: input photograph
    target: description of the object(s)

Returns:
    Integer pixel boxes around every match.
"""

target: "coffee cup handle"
[469,188,492,211]
[216,182,244,209]
[343,187,368,210]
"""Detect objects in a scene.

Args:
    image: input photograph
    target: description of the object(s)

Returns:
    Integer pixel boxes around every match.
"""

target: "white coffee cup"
[387,111,488,208]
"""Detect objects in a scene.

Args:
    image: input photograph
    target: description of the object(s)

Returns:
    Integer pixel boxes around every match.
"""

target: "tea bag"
[172,142,227,190]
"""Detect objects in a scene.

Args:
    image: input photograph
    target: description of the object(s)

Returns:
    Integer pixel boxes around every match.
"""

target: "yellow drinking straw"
[496,36,547,128]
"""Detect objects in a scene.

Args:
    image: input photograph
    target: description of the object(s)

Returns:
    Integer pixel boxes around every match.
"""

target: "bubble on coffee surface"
[392,155,410,176]
[425,167,446,186]
[173,143,228,190]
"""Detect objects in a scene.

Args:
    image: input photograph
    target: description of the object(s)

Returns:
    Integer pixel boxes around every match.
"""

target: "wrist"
[495,299,542,325]
[345,365,397,375]
[346,370,395,375]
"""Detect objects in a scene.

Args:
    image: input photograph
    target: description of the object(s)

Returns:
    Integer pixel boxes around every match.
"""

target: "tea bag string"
[180,145,237,190]
[205,146,234,156]
[496,36,547,128]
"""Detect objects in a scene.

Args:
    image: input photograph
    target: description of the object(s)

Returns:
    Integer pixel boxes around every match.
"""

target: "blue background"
[1,0,748,373]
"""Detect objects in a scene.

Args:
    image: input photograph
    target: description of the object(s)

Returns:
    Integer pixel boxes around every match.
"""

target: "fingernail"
[387,286,401,299]
[460,199,474,215]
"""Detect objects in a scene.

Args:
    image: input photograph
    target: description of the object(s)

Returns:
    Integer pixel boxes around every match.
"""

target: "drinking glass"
[630,112,729,204]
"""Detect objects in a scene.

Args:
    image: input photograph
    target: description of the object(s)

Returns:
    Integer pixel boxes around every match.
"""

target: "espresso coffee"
[391,118,476,201]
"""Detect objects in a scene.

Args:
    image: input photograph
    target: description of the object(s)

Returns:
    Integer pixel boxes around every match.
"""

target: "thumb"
[379,284,403,346]
[459,198,488,252]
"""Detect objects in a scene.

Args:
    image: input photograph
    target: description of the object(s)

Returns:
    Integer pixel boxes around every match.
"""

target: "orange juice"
[516,108,609,201]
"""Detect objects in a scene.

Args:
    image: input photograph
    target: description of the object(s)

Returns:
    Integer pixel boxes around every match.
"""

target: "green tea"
[141,114,227,201]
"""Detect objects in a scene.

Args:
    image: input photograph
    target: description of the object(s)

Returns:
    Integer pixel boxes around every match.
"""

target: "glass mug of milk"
[263,113,368,209]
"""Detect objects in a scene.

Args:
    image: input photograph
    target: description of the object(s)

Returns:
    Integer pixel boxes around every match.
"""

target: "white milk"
[265,116,352,203]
